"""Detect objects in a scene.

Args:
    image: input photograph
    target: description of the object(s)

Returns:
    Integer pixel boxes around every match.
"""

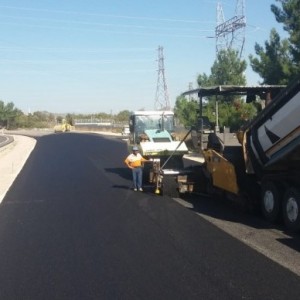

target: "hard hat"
[132,146,139,151]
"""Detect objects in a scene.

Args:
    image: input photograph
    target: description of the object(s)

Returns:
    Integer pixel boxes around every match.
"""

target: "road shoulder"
[0,135,36,203]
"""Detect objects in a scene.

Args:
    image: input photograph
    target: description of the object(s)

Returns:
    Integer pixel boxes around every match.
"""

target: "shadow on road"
[276,237,300,252]
[106,165,300,251]
[111,184,132,190]
[180,192,300,251]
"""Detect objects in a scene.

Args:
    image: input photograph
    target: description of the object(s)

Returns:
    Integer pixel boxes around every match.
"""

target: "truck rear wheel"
[261,181,282,223]
[283,187,300,232]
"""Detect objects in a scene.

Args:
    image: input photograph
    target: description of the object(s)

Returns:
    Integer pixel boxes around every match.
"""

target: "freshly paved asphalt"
[0,132,299,300]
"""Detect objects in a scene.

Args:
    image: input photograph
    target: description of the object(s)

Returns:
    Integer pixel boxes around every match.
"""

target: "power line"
[0,6,215,24]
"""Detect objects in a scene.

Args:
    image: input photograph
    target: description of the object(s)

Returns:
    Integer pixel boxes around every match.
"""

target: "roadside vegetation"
[176,0,300,131]
[1,0,299,131]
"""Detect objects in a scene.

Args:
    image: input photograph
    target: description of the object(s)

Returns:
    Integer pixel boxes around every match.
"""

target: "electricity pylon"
[154,46,170,110]
[215,0,246,58]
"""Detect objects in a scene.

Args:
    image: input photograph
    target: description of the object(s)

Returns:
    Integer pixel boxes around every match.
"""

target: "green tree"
[250,0,300,83]
[15,113,28,128]
[271,0,300,70]
[197,48,247,87]
[210,48,247,86]
[175,48,248,130]
[115,110,131,122]
[0,101,22,129]
[93,112,112,122]
[174,96,199,127]
[197,73,213,87]
[249,29,292,84]
[183,48,248,130]
[219,100,257,131]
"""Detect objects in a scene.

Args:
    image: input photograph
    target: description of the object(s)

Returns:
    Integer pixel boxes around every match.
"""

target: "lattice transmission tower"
[215,0,246,58]
[154,46,170,110]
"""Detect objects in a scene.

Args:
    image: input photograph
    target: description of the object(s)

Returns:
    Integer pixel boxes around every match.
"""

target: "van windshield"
[134,115,174,132]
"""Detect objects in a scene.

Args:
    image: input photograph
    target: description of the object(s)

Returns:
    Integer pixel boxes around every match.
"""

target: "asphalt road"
[0,134,13,147]
[0,132,299,300]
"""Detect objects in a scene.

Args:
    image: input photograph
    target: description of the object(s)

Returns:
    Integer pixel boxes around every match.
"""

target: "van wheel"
[283,187,300,232]
[261,181,282,223]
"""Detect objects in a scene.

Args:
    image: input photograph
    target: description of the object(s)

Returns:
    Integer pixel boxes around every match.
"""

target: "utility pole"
[154,46,170,110]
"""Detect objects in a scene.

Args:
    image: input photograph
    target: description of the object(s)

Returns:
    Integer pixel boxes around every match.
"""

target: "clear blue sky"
[0,0,285,114]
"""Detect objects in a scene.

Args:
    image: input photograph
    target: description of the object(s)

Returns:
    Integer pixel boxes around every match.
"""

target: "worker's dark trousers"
[132,167,142,189]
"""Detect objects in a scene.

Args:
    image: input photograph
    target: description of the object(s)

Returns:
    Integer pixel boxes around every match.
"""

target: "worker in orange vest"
[124,146,149,191]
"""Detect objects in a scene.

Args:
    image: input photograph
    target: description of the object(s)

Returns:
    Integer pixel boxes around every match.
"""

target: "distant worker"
[124,146,149,191]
